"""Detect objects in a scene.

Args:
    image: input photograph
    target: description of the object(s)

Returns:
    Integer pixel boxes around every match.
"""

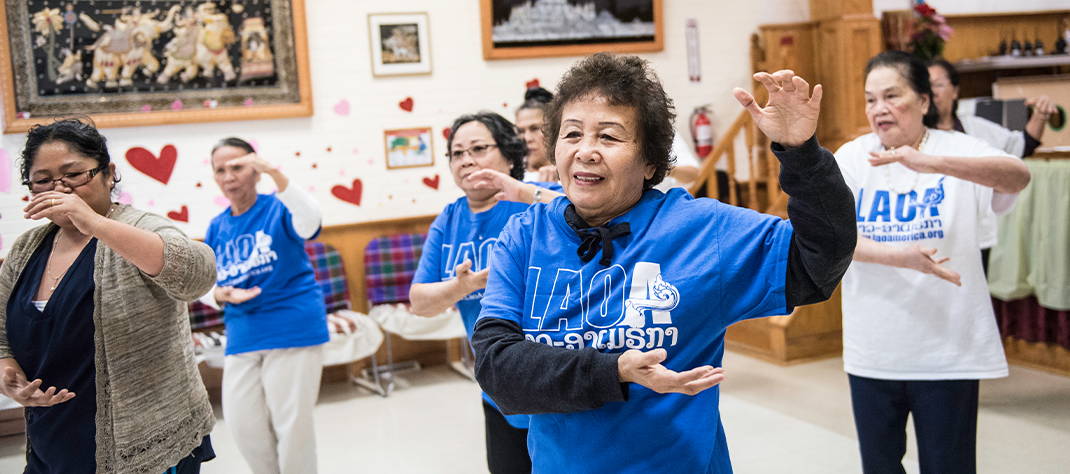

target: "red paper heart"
[526,78,540,89]
[126,145,177,184]
[167,205,189,222]
[422,174,440,190]
[331,179,363,206]
[399,97,414,112]
[442,128,451,140]
[21,195,29,202]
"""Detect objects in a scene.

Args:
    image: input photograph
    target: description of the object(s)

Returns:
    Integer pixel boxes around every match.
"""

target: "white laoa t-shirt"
[834,130,1010,380]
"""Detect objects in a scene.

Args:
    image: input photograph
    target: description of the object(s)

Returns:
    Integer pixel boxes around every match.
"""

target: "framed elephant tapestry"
[0,0,312,133]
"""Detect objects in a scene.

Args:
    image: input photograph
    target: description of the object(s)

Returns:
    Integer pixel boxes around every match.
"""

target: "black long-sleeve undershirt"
[472,135,857,415]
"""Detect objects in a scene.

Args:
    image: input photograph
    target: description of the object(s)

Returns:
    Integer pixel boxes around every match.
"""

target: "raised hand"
[24,190,109,235]
[898,245,961,286]
[225,152,275,174]
[454,259,489,293]
[2,366,75,407]
[536,165,558,183]
[617,348,726,395]
[734,70,823,147]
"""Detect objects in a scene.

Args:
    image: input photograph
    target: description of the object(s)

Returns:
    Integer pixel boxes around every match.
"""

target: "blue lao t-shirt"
[205,194,329,355]
[479,188,793,473]
[413,183,560,429]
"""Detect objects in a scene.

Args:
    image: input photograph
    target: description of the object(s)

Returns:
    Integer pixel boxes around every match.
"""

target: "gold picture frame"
[0,0,313,133]
[384,127,435,169]
[480,0,663,60]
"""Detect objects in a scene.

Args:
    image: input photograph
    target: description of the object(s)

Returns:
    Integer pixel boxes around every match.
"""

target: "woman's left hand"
[23,191,107,235]
[2,367,75,407]
[734,69,823,147]
[867,146,939,174]
[469,168,532,203]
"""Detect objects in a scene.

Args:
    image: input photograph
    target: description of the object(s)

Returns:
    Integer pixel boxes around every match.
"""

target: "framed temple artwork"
[368,12,432,77]
[0,0,312,133]
[480,0,663,60]
[384,127,434,170]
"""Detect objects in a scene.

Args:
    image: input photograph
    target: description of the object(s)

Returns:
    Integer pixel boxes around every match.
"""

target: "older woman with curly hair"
[472,53,857,472]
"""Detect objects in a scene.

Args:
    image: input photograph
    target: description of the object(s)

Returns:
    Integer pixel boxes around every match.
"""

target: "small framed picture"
[368,13,432,77]
[384,127,435,169]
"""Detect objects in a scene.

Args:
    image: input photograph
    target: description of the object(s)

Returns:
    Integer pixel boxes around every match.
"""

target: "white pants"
[223,345,323,474]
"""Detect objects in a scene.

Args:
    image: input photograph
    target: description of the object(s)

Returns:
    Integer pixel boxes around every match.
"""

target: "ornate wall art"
[368,12,431,77]
[480,0,663,60]
[0,0,312,133]
[384,127,434,169]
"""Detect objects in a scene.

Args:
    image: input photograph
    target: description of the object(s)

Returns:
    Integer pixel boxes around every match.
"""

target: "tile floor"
[2,351,1068,473]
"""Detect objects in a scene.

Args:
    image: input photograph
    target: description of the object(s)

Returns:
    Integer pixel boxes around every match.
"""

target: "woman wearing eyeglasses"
[409,111,561,474]
[0,119,217,474]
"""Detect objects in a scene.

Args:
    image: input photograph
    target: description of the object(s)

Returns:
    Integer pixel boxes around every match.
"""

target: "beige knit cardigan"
[0,205,216,474]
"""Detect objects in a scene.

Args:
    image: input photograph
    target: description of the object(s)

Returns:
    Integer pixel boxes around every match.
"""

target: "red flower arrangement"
[910,2,953,60]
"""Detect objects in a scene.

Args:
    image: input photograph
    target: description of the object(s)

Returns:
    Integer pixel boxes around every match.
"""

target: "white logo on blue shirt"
[525,262,681,350]
[216,230,279,283]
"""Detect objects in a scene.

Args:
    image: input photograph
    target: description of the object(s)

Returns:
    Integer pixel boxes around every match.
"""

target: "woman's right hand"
[453,259,489,293]
[617,349,725,395]
[215,285,262,304]
[2,366,75,407]
[897,245,961,286]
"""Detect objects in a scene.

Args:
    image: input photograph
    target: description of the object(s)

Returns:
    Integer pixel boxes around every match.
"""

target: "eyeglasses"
[931,80,952,90]
[24,165,107,193]
[448,144,497,161]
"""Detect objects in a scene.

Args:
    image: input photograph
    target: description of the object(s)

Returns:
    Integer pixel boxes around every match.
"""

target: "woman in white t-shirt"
[834,51,1030,474]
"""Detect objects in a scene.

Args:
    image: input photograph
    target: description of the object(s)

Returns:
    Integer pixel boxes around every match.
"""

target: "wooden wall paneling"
[810,0,873,22]
[814,16,882,152]
[1002,337,1070,378]
[311,215,463,383]
[725,286,843,365]
[941,10,1070,62]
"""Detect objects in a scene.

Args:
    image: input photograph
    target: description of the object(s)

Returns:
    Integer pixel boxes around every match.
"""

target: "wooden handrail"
[688,110,748,207]
[687,109,787,217]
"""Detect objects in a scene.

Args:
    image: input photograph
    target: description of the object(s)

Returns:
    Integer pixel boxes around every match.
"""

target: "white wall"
[0,0,808,257]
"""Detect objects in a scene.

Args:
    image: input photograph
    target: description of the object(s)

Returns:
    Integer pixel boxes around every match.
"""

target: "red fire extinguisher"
[690,105,713,159]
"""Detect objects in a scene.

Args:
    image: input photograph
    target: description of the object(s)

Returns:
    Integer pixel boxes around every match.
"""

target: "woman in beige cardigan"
[0,119,217,474]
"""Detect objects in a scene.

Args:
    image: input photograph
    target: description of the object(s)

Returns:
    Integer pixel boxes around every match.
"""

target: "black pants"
[482,401,531,474]
[848,375,979,474]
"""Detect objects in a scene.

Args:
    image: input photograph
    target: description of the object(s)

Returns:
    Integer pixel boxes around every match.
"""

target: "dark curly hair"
[865,50,940,128]
[446,111,526,181]
[518,86,554,113]
[19,118,120,195]
[543,53,676,190]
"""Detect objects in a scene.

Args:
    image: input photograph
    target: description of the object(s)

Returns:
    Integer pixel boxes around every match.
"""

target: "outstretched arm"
[736,70,857,310]
[868,148,1029,195]
[853,235,962,286]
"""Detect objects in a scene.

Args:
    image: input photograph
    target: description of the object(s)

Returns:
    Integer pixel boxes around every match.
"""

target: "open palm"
[734,70,822,147]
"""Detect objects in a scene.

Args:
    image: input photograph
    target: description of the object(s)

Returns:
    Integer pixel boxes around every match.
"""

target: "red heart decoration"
[167,205,189,223]
[126,145,177,184]
[331,179,363,206]
[422,174,440,190]
[21,195,29,202]
[526,78,540,89]
[442,128,451,140]
[399,97,414,112]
